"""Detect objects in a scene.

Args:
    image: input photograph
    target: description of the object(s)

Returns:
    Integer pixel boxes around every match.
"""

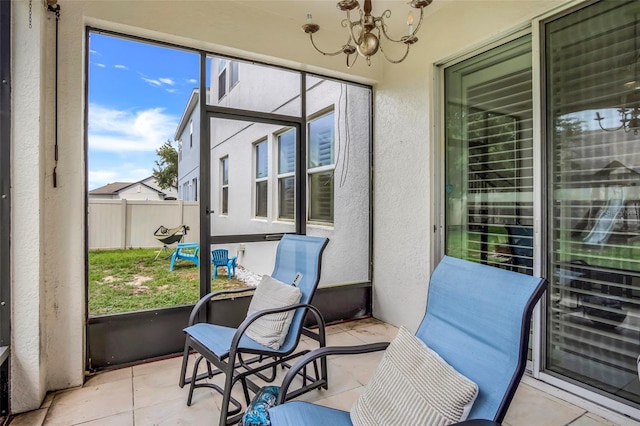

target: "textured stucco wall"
[10,0,573,413]
[11,0,47,413]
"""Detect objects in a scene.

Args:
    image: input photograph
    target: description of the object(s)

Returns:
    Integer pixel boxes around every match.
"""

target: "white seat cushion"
[350,326,479,426]
[245,275,302,350]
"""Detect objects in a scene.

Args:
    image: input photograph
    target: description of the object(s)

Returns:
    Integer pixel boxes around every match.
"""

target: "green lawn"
[88,248,249,316]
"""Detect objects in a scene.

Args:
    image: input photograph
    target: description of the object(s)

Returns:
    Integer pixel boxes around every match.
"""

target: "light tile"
[570,413,619,426]
[504,383,586,426]
[11,408,47,426]
[134,395,221,426]
[339,317,385,330]
[292,358,363,403]
[345,322,398,343]
[315,387,363,412]
[133,355,184,377]
[40,393,54,409]
[75,411,134,426]
[85,367,132,387]
[44,378,133,426]
[330,350,384,385]
[133,362,215,409]
[325,331,368,349]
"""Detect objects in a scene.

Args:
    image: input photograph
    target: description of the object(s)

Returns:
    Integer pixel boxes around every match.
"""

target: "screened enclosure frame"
[84,27,374,371]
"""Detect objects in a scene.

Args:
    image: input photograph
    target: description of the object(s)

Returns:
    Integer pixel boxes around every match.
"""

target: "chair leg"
[170,252,177,271]
[187,355,205,406]
[219,360,237,426]
[179,341,191,388]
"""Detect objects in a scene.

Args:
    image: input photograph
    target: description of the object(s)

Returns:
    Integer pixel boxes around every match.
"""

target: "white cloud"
[142,77,162,87]
[88,104,178,152]
[159,77,175,85]
[114,64,128,70]
[95,63,106,68]
[187,78,198,84]
[166,88,178,94]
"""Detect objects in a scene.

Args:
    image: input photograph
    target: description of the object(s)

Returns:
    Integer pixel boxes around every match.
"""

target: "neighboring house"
[175,88,201,202]
[176,60,370,243]
[89,177,178,200]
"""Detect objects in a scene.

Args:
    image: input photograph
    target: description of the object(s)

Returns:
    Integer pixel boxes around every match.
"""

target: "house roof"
[89,178,168,195]
[174,88,200,141]
[89,182,136,195]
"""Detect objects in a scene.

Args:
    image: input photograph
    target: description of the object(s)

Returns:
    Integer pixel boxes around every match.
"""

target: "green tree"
[152,140,178,190]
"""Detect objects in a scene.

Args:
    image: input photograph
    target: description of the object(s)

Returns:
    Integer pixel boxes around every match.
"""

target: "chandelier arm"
[378,40,411,64]
[378,10,406,43]
[308,34,351,57]
[345,11,363,46]
[411,7,425,36]
[594,112,625,132]
[346,51,359,68]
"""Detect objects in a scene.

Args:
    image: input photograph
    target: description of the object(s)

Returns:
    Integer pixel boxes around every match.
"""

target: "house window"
[277,129,295,220]
[308,112,335,223]
[221,156,229,215]
[255,140,268,218]
[178,141,182,162]
[189,120,193,148]
[182,182,189,201]
[229,61,239,88]
[218,59,227,100]
[192,178,198,202]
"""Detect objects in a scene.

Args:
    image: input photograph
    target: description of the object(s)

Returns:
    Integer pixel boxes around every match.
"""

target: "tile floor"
[9,318,640,425]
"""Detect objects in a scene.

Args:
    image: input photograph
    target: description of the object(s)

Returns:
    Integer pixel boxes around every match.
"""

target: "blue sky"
[88,33,200,190]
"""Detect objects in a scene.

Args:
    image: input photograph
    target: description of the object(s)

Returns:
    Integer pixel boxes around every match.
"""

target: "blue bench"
[170,242,200,271]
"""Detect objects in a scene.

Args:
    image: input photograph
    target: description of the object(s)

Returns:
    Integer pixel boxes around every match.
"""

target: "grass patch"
[88,248,250,316]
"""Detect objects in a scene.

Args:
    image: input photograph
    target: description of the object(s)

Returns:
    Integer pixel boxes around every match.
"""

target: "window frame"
[229,60,239,89]
[254,139,269,218]
[307,110,336,224]
[277,128,295,221]
[217,59,227,101]
[221,156,229,215]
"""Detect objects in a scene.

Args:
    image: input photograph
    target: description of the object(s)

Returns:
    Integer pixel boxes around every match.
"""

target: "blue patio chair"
[268,255,547,426]
[211,249,237,279]
[506,225,533,273]
[178,234,329,426]
[169,242,200,271]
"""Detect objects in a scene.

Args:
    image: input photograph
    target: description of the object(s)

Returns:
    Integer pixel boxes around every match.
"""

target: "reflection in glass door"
[444,35,534,271]
[545,0,640,405]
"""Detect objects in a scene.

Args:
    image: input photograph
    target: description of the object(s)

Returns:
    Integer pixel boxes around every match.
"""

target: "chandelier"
[595,17,640,135]
[302,0,433,67]
[595,108,640,135]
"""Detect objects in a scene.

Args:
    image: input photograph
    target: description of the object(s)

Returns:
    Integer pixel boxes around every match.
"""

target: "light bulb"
[407,12,414,35]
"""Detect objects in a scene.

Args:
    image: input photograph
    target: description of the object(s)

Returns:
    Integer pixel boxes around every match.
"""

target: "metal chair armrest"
[229,304,326,358]
[276,341,390,404]
[187,287,256,326]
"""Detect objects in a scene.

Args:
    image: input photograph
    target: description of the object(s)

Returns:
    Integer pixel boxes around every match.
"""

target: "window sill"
[307,221,334,230]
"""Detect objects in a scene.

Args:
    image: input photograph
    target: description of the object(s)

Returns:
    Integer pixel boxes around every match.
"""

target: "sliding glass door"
[545,0,640,405]
[443,0,640,410]
[444,35,534,273]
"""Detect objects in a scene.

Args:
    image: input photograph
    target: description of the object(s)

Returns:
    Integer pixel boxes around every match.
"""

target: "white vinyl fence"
[88,200,200,250]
